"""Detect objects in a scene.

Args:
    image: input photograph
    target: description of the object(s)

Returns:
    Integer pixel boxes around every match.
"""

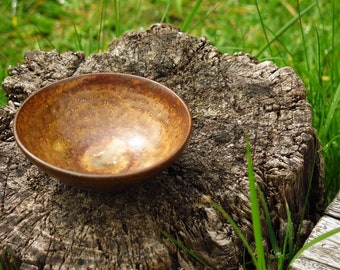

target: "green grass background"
[0,0,339,204]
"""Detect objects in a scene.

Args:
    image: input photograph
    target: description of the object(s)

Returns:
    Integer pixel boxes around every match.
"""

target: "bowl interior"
[15,73,191,176]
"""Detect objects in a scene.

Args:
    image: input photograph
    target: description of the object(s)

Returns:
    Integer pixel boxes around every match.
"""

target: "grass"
[200,183,340,269]
[160,229,213,269]
[246,135,266,269]
[0,0,339,268]
[1,1,338,202]
[165,138,340,269]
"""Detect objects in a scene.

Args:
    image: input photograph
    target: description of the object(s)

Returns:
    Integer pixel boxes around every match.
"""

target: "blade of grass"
[0,249,18,270]
[323,135,340,153]
[296,0,310,71]
[256,1,317,57]
[281,198,294,265]
[160,229,213,269]
[73,24,84,51]
[255,0,272,56]
[257,188,281,258]
[34,25,55,49]
[318,82,340,140]
[295,136,318,251]
[189,2,221,33]
[0,90,7,107]
[11,0,18,27]
[203,195,260,269]
[98,0,107,51]
[330,0,337,84]
[289,226,340,266]
[160,0,171,24]
[257,24,291,65]
[246,135,266,270]
[88,28,94,55]
[181,0,203,32]
[175,0,183,16]
[113,0,121,37]
[294,63,324,93]
[257,186,289,270]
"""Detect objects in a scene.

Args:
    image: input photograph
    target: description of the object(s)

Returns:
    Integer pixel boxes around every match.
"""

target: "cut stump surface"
[0,24,323,269]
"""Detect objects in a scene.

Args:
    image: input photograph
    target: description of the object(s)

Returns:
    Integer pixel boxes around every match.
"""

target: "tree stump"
[0,24,324,269]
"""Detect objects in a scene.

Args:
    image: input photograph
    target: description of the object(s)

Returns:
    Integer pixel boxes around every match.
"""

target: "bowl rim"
[13,72,192,179]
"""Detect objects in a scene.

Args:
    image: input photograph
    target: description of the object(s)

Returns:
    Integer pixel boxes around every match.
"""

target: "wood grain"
[290,191,340,270]
[0,24,324,269]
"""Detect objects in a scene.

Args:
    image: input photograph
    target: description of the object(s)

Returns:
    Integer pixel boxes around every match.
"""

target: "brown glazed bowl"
[14,73,192,192]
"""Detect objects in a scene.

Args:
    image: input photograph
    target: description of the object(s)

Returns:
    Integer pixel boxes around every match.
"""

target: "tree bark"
[0,24,324,269]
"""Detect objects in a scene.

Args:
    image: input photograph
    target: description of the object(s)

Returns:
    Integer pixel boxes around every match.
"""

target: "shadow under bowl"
[14,73,192,192]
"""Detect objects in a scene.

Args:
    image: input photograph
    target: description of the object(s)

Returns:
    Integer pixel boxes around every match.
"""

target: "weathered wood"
[290,191,340,270]
[0,24,324,269]
[325,191,340,219]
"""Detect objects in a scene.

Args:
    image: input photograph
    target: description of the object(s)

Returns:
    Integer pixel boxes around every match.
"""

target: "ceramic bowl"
[14,73,192,192]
